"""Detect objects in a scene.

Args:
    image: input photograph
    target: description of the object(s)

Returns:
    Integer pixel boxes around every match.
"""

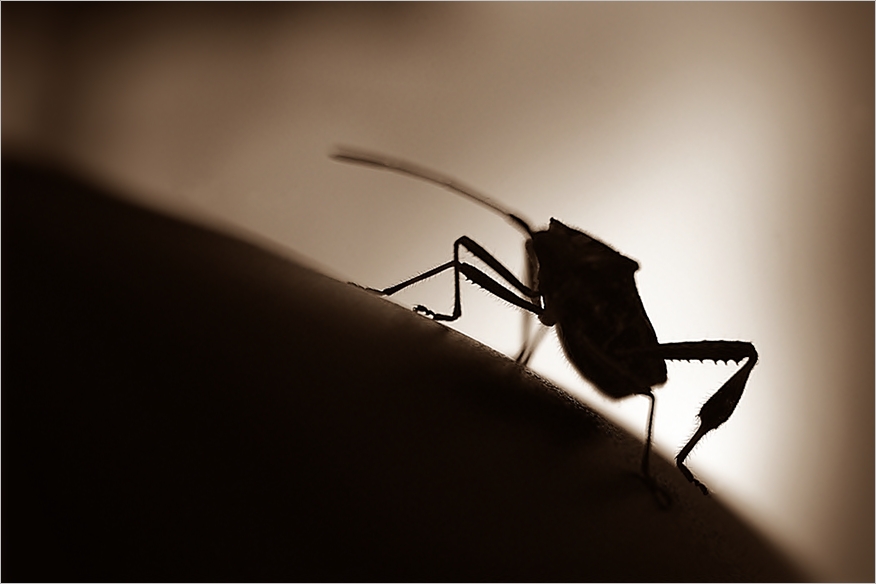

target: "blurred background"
[3,3,872,580]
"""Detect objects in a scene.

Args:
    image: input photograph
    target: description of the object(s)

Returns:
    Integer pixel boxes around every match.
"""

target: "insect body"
[332,148,758,496]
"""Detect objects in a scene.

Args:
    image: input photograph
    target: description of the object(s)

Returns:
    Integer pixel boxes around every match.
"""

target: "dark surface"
[2,158,806,582]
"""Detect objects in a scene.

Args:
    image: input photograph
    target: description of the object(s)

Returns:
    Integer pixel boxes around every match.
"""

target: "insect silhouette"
[332,147,758,496]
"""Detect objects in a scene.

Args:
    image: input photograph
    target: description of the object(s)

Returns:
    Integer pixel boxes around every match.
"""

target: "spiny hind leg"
[657,341,758,494]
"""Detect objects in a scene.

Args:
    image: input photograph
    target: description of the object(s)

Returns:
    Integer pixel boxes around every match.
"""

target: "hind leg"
[653,341,759,494]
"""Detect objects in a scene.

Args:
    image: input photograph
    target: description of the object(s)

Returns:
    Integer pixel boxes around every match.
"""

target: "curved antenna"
[331,147,534,237]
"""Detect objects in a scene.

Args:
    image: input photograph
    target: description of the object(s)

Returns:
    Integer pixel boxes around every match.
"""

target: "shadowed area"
[3,158,806,581]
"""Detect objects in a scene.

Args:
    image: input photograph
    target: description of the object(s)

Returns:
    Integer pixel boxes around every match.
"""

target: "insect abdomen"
[556,316,667,398]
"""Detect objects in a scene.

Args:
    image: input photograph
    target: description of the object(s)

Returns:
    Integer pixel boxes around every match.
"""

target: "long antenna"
[331,147,534,237]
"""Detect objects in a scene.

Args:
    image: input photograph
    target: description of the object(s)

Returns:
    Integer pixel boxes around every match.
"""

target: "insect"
[331,147,758,496]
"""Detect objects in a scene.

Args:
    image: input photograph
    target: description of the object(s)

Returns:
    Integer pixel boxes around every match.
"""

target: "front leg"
[363,236,543,323]
[655,341,758,494]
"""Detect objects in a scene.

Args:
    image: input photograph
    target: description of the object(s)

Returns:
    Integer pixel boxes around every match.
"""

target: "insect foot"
[413,304,438,318]
[348,282,388,295]
[676,454,710,496]
[639,474,674,509]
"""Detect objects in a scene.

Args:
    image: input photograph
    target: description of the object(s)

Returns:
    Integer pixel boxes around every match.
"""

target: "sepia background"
[4,3,873,580]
